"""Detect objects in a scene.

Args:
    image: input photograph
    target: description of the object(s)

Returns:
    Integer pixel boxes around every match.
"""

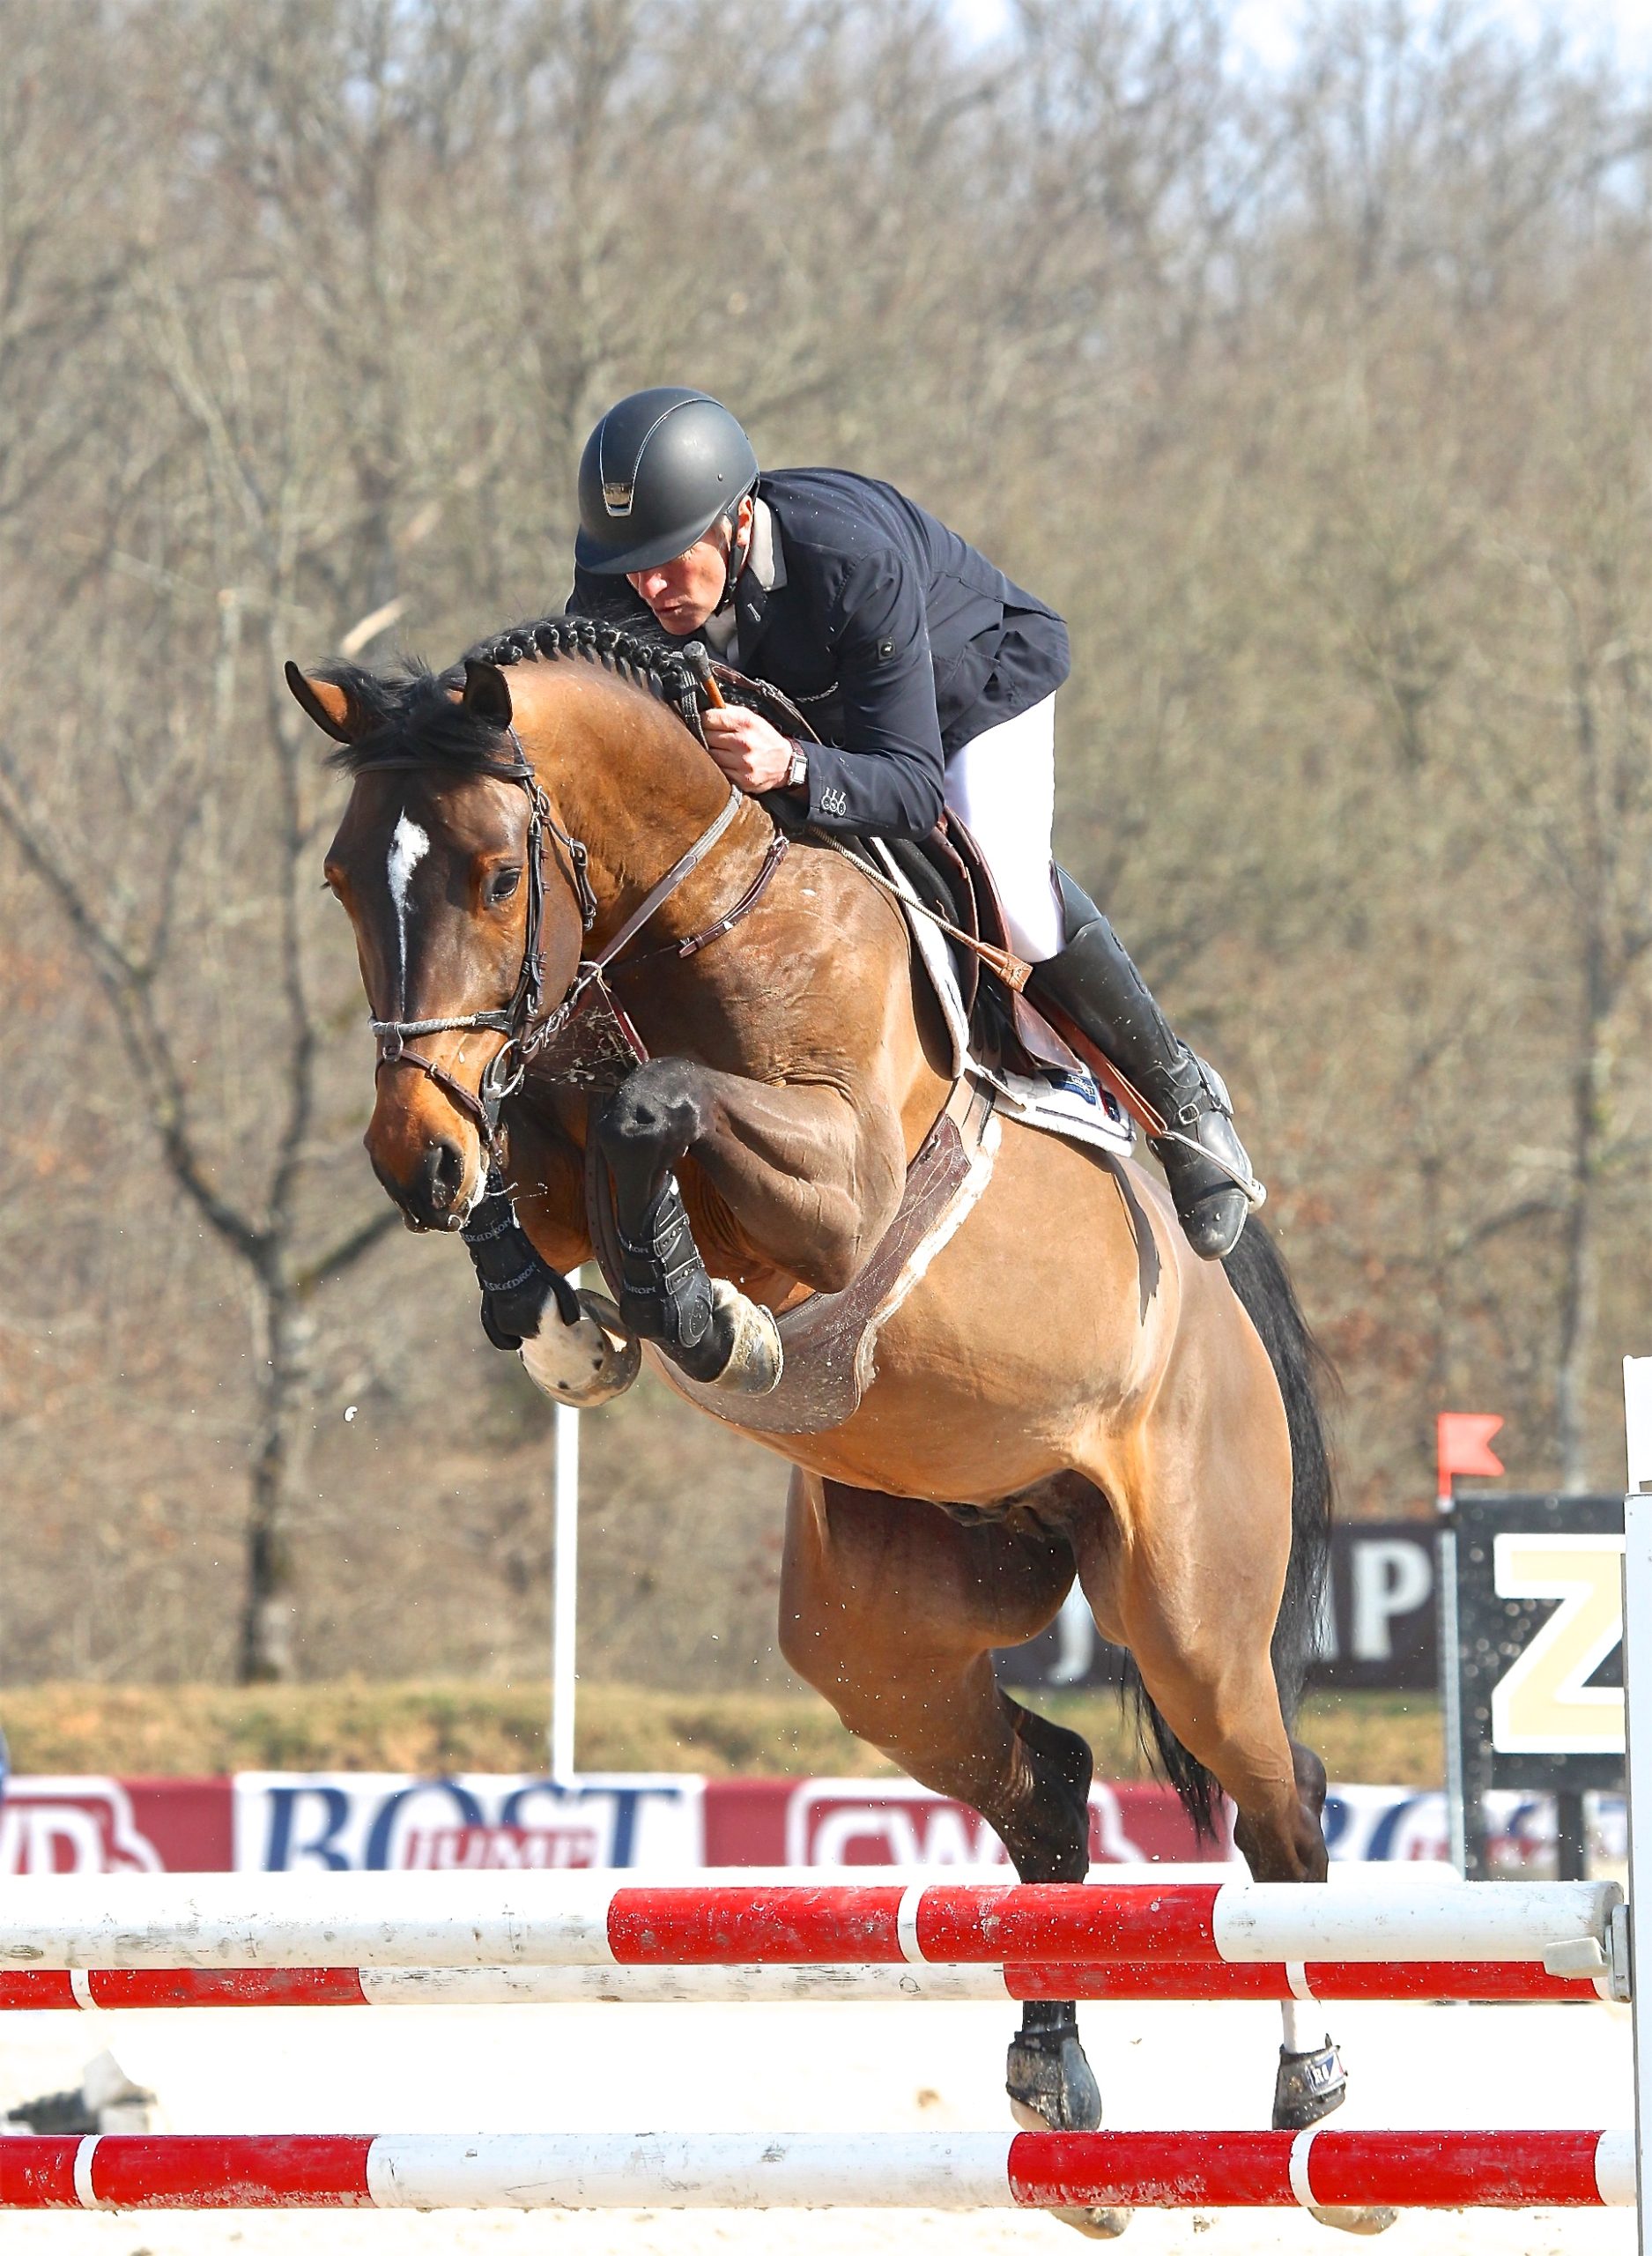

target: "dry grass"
[1,1681,1443,1785]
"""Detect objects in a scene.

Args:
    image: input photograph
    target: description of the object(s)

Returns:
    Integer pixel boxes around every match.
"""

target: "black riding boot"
[1027,873,1262,1260]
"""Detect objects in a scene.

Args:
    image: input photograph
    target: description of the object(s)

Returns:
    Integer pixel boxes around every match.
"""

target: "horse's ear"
[461,657,515,731]
[285,662,371,744]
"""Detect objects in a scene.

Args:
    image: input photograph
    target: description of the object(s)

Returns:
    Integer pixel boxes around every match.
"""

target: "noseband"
[354,725,776,1159]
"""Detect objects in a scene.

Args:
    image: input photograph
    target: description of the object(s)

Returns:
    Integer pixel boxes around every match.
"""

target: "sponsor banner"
[1323,1783,1627,1872]
[0,1777,232,1875]
[4,1773,1626,1873]
[998,1519,1439,1694]
[701,1777,1237,1867]
[233,1772,705,1873]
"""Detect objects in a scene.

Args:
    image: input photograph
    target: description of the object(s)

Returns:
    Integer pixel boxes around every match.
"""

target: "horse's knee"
[599,1058,710,1160]
[796,1233,861,1295]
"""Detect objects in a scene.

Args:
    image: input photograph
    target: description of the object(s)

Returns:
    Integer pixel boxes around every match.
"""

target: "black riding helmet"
[575,388,759,577]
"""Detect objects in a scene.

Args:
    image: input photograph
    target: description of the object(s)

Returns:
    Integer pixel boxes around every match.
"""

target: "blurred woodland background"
[4,0,1652,1691]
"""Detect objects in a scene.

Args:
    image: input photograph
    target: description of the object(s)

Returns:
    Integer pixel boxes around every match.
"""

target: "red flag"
[1436,1411,1505,1499]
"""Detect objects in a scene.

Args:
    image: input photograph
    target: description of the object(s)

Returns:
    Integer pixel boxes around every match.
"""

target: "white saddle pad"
[866,842,1135,1162]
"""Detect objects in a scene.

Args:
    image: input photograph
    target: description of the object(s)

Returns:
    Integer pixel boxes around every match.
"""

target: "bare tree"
[7,0,1652,1692]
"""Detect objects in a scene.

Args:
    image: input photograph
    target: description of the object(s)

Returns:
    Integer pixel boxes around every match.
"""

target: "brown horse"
[293,619,1369,2236]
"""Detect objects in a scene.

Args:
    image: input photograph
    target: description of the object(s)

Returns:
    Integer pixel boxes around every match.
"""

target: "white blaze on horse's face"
[386,811,430,1006]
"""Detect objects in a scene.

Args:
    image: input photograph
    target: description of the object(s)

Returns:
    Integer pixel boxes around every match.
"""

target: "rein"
[356,725,783,1155]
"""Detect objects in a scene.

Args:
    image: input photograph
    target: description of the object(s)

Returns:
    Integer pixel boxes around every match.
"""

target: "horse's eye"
[485,866,522,907]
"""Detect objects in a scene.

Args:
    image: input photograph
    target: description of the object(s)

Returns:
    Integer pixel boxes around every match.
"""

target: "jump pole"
[548,1280,581,1784]
[0,1873,1619,1971]
[0,1958,1613,2010]
[0,2130,1633,2212]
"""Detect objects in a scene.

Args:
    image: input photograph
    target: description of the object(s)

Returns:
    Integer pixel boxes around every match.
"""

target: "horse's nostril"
[426,1139,467,1213]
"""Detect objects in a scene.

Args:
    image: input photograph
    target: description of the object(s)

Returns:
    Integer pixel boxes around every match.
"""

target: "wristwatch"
[785,746,809,793]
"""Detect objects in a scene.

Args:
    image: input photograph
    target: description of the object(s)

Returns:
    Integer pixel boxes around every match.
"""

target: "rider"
[567,387,1259,1259]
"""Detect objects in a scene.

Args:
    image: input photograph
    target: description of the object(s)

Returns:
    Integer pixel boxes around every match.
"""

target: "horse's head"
[292,657,588,1230]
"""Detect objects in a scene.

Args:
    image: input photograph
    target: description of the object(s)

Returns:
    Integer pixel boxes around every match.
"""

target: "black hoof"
[1273,2040,1347,2130]
[1007,2027,1102,2132]
[1010,2023,1130,2237]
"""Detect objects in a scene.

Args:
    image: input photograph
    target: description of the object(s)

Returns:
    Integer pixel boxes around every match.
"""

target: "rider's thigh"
[943,694,1063,961]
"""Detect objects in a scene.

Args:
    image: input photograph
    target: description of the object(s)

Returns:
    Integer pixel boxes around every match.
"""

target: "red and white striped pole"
[0,1957,1613,2011]
[0,2130,1633,2214]
[0,1873,1619,1972]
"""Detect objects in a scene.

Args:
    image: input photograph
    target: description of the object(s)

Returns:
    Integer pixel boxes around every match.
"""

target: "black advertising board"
[996,1519,1438,1695]
[1448,1491,1625,1878]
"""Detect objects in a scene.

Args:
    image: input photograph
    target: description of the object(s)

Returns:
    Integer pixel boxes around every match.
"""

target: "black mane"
[321,613,705,776]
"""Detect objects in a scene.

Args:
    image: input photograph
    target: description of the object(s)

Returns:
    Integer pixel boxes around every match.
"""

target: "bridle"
[355,724,783,1159]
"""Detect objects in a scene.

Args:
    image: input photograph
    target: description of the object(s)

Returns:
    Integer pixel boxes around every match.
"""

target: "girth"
[582,1075,999,1436]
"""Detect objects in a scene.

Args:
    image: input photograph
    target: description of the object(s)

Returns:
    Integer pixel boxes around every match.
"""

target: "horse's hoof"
[1011,2078,1131,2237]
[519,1292,641,1406]
[1007,2030,1102,2132]
[705,1280,782,1396]
[1308,2206,1397,2237]
[1273,2040,1346,2130]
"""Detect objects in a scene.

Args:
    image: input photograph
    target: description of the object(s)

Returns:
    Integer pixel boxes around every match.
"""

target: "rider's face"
[626,498,751,636]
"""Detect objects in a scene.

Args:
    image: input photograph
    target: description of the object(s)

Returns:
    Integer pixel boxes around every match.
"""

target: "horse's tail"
[1123,1214,1336,1837]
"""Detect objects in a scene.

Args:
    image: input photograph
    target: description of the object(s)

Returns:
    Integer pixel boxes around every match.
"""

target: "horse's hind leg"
[1081,1363,1392,2236]
[1268,1737,1351,2130]
[779,1473,1091,1879]
[780,1473,1130,2238]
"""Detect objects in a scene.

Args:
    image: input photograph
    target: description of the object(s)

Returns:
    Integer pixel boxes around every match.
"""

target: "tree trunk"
[1555,1035,1607,1494]
[238,1280,316,1683]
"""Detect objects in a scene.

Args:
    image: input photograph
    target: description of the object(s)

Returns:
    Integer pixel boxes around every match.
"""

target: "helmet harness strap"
[715,495,753,619]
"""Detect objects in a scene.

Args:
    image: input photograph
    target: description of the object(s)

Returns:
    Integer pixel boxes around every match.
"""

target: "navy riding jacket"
[567,466,1070,840]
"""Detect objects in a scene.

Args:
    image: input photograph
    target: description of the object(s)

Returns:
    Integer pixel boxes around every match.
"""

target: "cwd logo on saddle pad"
[782,1780,1233,1867]
[0,1778,167,1875]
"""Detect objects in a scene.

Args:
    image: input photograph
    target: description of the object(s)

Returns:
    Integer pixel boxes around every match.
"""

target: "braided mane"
[322,613,705,777]
[467,612,707,731]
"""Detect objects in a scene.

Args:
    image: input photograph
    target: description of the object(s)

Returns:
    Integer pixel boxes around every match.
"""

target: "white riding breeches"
[942,693,1063,962]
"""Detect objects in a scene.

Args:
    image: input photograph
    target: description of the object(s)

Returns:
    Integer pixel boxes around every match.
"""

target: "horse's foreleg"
[596,1058,905,1390]
[594,1058,774,1390]
[466,1105,636,1406]
[780,1474,1129,2237]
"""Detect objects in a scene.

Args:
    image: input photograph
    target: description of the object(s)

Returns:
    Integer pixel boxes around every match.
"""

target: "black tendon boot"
[1029,873,1263,1260]
[461,1167,582,1349]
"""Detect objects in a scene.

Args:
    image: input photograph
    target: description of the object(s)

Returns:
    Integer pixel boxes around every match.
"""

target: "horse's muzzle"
[404,1137,472,1229]
[366,1081,484,1231]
